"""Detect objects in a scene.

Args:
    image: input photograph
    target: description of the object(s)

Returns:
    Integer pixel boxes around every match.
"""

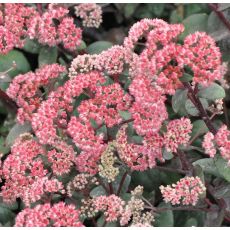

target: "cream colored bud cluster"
[67,173,98,196]
[68,54,98,77]
[120,186,154,226]
[131,185,144,197]
[80,198,96,218]
[208,99,224,115]
[75,4,102,28]
[98,142,119,182]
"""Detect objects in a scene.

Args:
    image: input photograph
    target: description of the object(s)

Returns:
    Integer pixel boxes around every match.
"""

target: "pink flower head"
[160,176,206,206]
[15,202,84,227]
[93,195,125,222]
[7,64,66,124]
[202,132,216,158]
[164,117,192,153]
[75,3,102,28]
[78,83,132,127]
[215,125,230,164]
[58,17,82,51]
[116,126,164,171]
[182,32,223,86]
[95,45,126,76]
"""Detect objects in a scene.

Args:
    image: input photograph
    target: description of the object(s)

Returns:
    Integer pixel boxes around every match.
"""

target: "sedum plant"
[0,3,229,227]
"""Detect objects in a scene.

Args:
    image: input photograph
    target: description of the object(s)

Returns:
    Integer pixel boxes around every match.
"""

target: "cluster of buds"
[98,142,119,182]
[67,173,98,196]
[160,176,206,206]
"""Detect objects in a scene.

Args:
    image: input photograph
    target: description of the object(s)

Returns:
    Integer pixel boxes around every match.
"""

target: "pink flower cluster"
[164,117,193,153]
[6,64,66,124]
[1,134,64,206]
[32,70,105,145]
[160,176,206,206]
[78,83,132,127]
[124,19,223,91]
[93,195,125,222]
[203,125,230,164]
[15,202,84,227]
[129,75,168,136]
[95,45,126,76]
[75,3,102,28]
[116,125,164,171]
[47,140,75,175]
[0,4,83,53]
[0,4,37,54]
[28,4,82,50]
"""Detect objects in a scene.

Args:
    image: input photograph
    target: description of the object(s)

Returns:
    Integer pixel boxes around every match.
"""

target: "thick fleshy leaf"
[155,202,174,227]
[86,41,113,54]
[90,185,107,198]
[172,89,188,114]
[6,122,32,147]
[198,83,225,101]
[185,98,209,116]
[180,13,208,40]
[38,46,58,67]
[0,50,31,77]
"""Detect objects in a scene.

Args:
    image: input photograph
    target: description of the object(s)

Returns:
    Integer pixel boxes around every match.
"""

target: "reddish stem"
[208,4,230,32]
[116,171,128,195]
[0,89,18,113]
[36,3,43,16]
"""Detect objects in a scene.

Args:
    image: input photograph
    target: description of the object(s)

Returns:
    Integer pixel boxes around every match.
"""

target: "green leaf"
[23,38,40,54]
[90,185,107,198]
[184,4,203,17]
[0,206,15,224]
[0,197,18,211]
[6,122,32,147]
[170,10,183,23]
[213,183,230,198]
[155,202,174,227]
[185,98,208,116]
[76,40,87,51]
[118,110,131,120]
[193,155,230,182]
[191,120,208,138]
[162,148,174,160]
[172,89,188,114]
[207,10,230,41]
[113,170,131,195]
[38,46,58,67]
[185,217,198,227]
[123,4,138,18]
[198,83,225,101]
[193,158,221,178]
[151,4,165,16]
[205,205,225,227]
[0,50,31,77]
[134,5,152,18]
[86,41,113,55]
[214,155,230,182]
[180,13,208,40]
[179,73,193,83]
[130,135,143,144]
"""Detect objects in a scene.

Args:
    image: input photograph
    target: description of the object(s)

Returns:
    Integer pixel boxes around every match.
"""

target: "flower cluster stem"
[183,82,217,135]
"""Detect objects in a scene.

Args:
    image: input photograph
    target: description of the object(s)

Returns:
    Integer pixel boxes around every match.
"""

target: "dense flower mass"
[6,64,66,124]
[15,202,84,227]
[75,3,102,28]
[160,176,206,206]
[0,4,228,226]
[164,117,193,153]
